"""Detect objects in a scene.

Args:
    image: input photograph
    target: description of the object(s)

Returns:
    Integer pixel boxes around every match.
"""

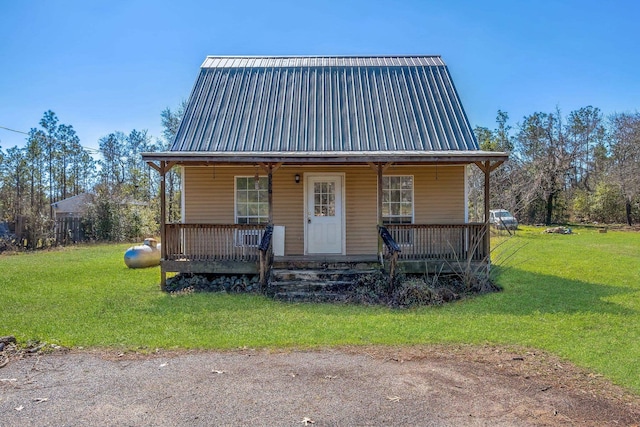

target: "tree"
[471,111,521,222]
[124,129,152,202]
[565,106,605,192]
[608,112,640,225]
[515,109,581,225]
[39,110,60,218]
[98,132,127,192]
[0,147,27,220]
[160,102,186,222]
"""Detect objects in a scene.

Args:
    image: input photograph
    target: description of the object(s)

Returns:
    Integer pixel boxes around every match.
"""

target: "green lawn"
[1,227,639,393]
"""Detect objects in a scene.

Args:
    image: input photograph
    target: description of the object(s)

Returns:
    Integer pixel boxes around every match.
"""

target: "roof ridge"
[201,55,446,69]
[204,54,442,58]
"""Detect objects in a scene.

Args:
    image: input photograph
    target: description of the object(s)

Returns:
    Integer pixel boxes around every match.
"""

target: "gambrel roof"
[172,55,477,153]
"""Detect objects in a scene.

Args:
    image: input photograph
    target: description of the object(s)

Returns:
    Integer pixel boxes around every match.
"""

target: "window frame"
[381,175,414,246]
[381,175,414,225]
[234,176,269,225]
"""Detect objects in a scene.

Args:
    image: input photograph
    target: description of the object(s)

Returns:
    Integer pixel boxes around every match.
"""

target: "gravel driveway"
[1,345,638,426]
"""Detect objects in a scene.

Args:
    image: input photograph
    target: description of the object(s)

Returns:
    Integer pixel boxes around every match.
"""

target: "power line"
[0,125,101,153]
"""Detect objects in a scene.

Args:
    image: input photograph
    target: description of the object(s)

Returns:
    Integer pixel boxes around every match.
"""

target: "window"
[382,176,413,224]
[235,177,268,224]
[382,176,413,245]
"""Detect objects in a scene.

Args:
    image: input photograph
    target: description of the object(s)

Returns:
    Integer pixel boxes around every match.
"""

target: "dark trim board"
[396,260,487,275]
[162,260,259,275]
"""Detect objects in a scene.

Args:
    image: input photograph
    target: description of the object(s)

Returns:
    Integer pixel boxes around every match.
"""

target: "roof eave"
[142,151,508,165]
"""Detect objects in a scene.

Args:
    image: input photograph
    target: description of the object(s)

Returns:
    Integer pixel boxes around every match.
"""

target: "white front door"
[306,174,344,254]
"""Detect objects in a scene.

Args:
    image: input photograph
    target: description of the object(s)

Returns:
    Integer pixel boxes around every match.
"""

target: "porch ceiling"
[141,150,508,166]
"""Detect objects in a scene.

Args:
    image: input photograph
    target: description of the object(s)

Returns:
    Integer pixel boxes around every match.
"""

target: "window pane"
[237,178,248,190]
[259,177,268,190]
[390,177,400,190]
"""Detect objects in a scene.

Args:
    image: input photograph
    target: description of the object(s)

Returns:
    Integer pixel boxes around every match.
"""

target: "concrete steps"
[268,262,380,302]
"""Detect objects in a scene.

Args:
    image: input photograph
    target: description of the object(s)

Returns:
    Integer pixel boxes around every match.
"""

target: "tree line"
[473,106,640,226]
[0,105,184,248]
[0,103,638,249]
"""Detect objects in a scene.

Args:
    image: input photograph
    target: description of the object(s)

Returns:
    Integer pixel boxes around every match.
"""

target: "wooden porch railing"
[164,224,266,262]
[383,223,488,262]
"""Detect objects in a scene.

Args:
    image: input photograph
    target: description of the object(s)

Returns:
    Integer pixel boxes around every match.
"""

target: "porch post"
[160,161,167,290]
[377,163,383,261]
[267,164,273,224]
[483,160,490,264]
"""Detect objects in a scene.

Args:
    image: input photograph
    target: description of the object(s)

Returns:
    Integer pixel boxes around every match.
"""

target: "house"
[51,192,93,243]
[52,192,93,219]
[142,55,507,289]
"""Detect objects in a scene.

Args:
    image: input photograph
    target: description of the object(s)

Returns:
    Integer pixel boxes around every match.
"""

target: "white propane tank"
[124,238,161,268]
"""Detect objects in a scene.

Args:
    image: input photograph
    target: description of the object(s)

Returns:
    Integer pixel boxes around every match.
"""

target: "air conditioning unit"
[234,229,261,247]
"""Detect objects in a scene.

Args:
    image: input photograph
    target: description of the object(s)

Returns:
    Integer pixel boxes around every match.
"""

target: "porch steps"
[268,261,380,302]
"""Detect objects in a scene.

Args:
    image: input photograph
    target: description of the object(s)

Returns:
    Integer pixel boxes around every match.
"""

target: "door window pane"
[314,180,336,217]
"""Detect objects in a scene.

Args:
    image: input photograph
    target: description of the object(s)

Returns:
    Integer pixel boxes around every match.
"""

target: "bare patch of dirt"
[1,345,639,426]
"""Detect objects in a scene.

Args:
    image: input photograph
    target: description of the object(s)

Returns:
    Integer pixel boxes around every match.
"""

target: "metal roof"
[170,55,479,153]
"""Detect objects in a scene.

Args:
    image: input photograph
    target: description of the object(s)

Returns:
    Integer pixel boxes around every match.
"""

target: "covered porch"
[161,222,488,272]
[144,152,505,290]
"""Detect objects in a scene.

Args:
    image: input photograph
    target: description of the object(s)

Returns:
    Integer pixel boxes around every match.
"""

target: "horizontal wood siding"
[182,164,466,256]
[183,167,235,223]
[345,168,378,254]
[272,169,304,255]
[389,165,465,224]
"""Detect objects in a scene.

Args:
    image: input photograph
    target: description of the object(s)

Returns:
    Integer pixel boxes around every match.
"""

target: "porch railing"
[383,223,488,262]
[164,223,266,262]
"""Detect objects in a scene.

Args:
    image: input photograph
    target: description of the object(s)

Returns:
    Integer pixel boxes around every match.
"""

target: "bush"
[83,195,158,242]
[348,271,499,308]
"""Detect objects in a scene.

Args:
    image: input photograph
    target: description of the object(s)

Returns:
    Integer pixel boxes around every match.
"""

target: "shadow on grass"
[482,266,638,316]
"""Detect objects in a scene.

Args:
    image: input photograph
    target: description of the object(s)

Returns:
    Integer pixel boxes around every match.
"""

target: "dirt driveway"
[1,345,639,426]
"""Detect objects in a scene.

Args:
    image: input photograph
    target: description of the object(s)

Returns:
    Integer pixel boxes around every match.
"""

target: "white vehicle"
[489,209,518,230]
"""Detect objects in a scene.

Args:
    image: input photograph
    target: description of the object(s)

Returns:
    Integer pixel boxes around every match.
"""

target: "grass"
[1,227,639,393]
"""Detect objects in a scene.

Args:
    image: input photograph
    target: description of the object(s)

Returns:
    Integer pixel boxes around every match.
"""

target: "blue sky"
[1,0,638,151]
